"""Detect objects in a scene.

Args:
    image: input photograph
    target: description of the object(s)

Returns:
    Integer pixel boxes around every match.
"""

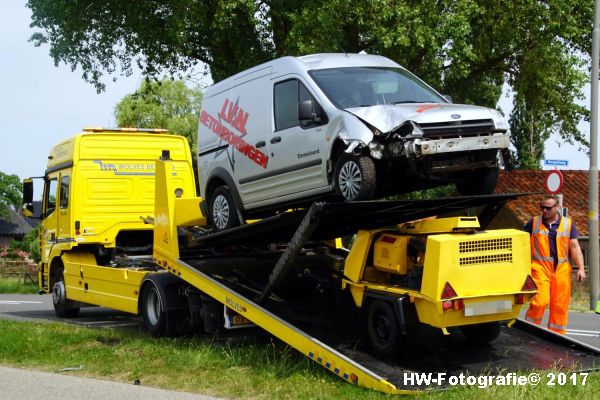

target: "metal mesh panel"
[459,238,512,253]
[459,253,513,266]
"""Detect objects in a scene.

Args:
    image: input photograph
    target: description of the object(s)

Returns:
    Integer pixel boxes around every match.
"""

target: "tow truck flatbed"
[176,256,600,392]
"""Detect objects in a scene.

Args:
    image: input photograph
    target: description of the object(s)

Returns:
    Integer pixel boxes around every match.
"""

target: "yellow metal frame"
[342,219,533,329]
[151,158,418,395]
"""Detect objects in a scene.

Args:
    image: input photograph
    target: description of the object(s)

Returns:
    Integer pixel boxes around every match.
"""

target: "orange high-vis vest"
[525,215,572,334]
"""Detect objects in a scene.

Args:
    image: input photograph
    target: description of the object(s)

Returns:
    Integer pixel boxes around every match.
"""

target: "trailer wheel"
[460,321,501,344]
[208,186,240,230]
[455,167,499,195]
[367,300,402,355]
[334,154,376,201]
[141,282,170,337]
[52,269,80,318]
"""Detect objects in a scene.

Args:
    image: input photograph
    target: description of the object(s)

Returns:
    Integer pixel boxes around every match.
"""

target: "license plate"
[232,315,250,325]
[464,300,512,316]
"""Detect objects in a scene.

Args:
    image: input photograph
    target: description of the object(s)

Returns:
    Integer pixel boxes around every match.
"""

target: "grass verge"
[0,278,39,294]
[0,320,598,399]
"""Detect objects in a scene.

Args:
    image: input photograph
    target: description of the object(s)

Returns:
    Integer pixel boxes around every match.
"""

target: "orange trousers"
[525,262,571,334]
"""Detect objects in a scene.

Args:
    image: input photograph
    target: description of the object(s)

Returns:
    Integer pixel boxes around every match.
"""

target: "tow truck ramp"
[165,255,600,394]
[152,160,599,394]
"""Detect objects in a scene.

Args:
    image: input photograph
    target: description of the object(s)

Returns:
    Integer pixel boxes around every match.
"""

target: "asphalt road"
[0,366,217,400]
[1,293,600,348]
[0,293,142,330]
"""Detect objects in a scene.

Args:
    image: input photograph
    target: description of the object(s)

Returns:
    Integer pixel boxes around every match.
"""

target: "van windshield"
[309,67,446,109]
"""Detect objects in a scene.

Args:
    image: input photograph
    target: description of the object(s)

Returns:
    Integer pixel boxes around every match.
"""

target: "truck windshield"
[309,67,446,109]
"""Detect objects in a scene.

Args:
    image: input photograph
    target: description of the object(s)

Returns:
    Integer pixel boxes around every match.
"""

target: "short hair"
[542,194,560,205]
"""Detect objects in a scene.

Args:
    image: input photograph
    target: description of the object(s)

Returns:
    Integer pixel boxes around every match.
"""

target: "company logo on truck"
[200,98,269,169]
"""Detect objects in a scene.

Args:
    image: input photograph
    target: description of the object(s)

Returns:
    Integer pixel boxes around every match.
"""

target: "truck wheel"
[367,300,402,356]
[460,321,501,344]
[455,168,499,195]
[209,186,240,230]
[334,154,376,201]
[52,269,80,318]
[141,282,171,337]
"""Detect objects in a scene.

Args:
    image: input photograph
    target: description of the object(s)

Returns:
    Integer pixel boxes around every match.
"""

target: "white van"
[197,53,510,229]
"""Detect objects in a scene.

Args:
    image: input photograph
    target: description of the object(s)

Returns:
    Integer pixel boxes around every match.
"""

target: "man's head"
[540,195,560,221]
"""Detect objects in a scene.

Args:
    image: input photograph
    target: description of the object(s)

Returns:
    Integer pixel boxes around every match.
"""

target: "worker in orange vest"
[524,195,586,334]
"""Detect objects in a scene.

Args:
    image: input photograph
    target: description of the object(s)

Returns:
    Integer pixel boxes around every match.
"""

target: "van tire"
[334,154,376,201]
[208,186,240,230]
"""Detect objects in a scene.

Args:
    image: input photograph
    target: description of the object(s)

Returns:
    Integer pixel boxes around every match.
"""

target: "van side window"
[45,178,58,216]
[274,79,324,131]
[60,176,70,209]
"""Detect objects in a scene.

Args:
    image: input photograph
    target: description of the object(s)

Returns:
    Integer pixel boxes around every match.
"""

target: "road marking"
[567,328,600,338]
[0,300,45,305]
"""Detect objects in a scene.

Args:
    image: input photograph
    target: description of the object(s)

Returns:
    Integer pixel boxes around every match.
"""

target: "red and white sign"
[545,170,563,194]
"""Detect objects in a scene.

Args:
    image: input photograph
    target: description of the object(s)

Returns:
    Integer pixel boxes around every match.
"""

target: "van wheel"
[334,154,376,200]
[52,269,80,318]
[460,322,501,344]
[367,300,403,356]
[455,168,499,195]
[209,186,240,230]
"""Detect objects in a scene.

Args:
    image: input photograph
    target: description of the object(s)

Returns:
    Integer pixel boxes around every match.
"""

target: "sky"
[0,1,593,200]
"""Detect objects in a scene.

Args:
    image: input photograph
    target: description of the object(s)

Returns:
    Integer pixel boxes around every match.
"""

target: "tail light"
[522,275,537,291]
[515,293,525,304]
[441,282,463,311]
[441,282,458,299]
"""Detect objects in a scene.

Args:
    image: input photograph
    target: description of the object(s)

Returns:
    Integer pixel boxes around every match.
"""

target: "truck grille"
[459,237,513,266]
[419,119,495,139]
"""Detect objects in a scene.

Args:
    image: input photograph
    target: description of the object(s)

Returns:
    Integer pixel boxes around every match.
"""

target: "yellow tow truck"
[23,128,599,394]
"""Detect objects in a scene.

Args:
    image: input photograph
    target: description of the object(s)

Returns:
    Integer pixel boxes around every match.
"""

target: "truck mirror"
[22,179,34,217]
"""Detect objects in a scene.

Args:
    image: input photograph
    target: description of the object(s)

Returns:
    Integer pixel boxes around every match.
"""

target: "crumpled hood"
[345,103,508,133]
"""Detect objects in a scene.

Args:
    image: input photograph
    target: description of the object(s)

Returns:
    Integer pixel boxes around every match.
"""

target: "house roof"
[0,207,32,238]
[23,201,42,228]
[495,170,593,236]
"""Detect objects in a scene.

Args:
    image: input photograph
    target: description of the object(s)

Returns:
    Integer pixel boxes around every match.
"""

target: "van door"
[266,77,329,199]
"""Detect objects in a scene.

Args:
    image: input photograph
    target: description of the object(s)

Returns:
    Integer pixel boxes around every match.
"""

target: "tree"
[0,172,22,219]
[28,1,593,166]
[114,79,202,160]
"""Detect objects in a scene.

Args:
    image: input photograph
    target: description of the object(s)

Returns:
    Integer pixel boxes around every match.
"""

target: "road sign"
[545,170,564,194]
[544,159,569,167]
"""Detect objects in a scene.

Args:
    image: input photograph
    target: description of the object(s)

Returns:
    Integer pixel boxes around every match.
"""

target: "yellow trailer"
[23,129,600,394]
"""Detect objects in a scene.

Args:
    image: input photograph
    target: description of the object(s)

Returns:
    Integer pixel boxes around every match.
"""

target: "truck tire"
[460,321,501,344]
[208,186,241,230]
[52,269,80,318]
[367,300,403,356]
[455,167,499,195]
[141,281,173,337]
[334,154,376,201]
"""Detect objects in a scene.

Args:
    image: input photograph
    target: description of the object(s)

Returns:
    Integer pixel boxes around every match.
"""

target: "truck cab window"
[60,176,70,209]
[45,178,58,216]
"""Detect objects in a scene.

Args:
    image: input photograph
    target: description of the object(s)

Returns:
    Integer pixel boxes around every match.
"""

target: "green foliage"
[0,171,22,219]
[10,225,41,264]
[114,79,202,162]
[0,278,38,294]
[27,1,593,168]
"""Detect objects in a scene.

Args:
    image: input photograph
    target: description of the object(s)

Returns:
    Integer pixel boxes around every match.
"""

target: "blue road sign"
[544,159,569,167]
